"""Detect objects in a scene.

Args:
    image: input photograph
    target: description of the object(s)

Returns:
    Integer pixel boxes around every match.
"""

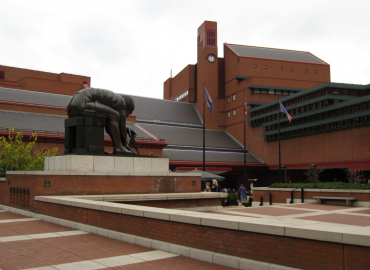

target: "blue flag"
[204,85,213,115]
[279,101,292,123]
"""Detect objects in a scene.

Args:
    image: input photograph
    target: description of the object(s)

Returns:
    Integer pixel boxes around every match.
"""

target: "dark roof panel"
[0,87,71,108]
[131,95,202,125]
[227,44,327,64]
[0,110,154,141]
[139,123,242,149]
[163,149,259,163]
[0,110,66,133]
[0,87,202,126]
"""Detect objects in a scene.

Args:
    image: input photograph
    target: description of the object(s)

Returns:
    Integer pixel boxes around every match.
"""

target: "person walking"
[237,184,247,202]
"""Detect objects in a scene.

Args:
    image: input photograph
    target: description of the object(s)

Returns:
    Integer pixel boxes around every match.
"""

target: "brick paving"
[108,256,236,269]
[0,212,235,270]
[229,206,315,216]
[282,203,352,211]
[0,212,28,220]
[298,213,370,226]
[0,219,73,236]
[350,208,370,215]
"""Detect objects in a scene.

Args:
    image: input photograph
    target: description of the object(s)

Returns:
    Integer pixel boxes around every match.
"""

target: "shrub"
[0,129,58,176]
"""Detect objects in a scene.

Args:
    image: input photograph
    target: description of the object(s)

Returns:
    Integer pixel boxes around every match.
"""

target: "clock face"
[208,54,215,63]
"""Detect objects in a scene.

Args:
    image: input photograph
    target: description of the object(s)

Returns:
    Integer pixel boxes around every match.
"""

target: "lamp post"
[310,164,317,188]
[281,165,287,183]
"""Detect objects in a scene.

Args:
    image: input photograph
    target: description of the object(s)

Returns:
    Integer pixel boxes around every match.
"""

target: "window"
[254,89,260,93]
[227,97,230,103]
[275,89,281,94]
[0,71,4,80]
[233,94,236,101]
[261,89,268,94]
[268,89,274,94]
[233,110,236,116]
[227,112,230,118]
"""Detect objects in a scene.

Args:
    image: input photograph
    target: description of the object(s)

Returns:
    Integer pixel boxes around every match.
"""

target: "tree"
[345,169,363,184]
[303,167,324,183]
[0,128,58,176]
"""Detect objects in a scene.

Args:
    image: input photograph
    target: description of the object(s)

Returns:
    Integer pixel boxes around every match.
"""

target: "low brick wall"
[31,199,370,270]
[253,188,370,206]
[0,172,201,209]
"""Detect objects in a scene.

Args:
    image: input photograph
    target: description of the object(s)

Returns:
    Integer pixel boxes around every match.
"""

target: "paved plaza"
[1,203,369,270]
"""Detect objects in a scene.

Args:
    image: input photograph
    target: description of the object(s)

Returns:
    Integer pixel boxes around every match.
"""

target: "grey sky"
[0,0,369,99]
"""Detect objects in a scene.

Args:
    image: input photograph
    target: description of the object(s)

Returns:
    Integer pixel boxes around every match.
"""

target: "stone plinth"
[45,155,169,174]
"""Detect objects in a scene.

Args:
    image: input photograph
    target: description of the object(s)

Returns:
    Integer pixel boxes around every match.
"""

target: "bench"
[313,196,357,206]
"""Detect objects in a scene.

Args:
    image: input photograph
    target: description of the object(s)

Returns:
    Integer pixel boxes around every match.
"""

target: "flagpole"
[203,83,206,172]
[278,98,282,183]
[243,90,247,188]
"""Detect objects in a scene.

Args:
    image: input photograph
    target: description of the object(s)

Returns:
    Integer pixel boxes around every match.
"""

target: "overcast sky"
[0,1,369,99]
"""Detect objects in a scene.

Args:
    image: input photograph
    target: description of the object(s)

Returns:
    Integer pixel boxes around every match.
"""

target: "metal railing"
[259,191,273,206]
[290,187,304,204]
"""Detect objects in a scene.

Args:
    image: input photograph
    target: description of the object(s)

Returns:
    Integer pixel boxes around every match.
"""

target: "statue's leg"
[94,102,130,154]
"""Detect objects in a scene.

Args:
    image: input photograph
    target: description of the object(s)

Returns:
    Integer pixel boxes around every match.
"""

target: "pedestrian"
[204,182,211,192]
[211,179,219,192]
[237,184,247,202]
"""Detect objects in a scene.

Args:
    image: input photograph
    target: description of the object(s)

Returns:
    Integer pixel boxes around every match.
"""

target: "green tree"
[0,128,58,176]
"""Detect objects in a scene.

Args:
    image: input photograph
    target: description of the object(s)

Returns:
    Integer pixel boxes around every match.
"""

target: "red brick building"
[0,21,369,188]
[164,21,370,185]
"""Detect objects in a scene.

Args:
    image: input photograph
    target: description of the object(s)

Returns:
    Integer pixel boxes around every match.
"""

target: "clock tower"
[196,21,220,130]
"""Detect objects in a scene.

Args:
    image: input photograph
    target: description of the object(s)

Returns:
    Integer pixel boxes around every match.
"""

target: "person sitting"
[67,88,135,154]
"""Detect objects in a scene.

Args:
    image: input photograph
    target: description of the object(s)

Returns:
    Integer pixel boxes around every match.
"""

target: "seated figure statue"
[67,88,135,154]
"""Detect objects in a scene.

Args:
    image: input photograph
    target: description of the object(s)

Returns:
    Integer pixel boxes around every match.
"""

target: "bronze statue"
[67,88,135,154]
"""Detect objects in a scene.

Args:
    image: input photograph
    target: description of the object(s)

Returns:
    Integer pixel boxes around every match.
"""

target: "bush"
[269,182,370,190]
[0,129,58,176]
[227,192,238,202]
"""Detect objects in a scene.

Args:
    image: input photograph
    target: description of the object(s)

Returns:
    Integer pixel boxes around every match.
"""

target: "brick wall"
[33,200,369,270]
[253,189,370,204]
[120,198,221,208]
[0,174,201,208]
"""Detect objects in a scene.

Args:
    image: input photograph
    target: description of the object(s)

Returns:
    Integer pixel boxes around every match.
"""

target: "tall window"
[0,71,4,80]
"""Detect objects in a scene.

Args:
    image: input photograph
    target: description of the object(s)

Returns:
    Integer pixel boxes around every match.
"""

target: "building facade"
[164,21,370,184]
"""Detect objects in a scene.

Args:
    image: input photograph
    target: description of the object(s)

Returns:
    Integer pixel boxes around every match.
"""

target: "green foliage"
[0,129,58,176]
[269,182,370,190]
[227,192,238,202]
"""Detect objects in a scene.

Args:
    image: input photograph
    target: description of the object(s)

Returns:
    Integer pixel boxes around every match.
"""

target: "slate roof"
[0,87,71,108]
[227,44,327,64]
[0,87,202,125]
[163,148,259,163]
[138,123,243,149]
[0,87,263,164]
[0,110,152,140]
[131,95,202,125]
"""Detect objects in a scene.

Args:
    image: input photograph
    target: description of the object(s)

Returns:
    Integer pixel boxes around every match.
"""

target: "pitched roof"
[0,86,71,108]
[138,123,243,149]
[163,148,259,163]
[0,87,202,125]
[226,44,327,64]
[131,95,202,125]
[0,110,153,140]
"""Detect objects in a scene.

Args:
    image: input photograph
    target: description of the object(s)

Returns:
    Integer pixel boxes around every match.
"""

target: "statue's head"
[121,95,135,115]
